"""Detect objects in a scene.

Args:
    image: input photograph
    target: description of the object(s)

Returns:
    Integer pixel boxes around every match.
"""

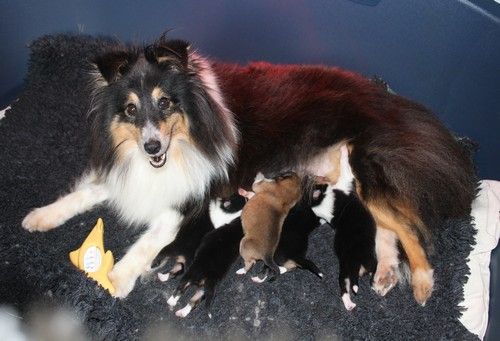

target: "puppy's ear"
[145,38,190,68]
[92,49,139,84]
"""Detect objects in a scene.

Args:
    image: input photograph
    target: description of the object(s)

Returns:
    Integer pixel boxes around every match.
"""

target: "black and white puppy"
[152,205,214,282]
[313,145,377,310]
[152,194,245,282]
[167,196,245,318]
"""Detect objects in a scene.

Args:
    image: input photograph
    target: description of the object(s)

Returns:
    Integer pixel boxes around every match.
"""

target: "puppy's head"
[88,35,238,177]
[252,173,302,206]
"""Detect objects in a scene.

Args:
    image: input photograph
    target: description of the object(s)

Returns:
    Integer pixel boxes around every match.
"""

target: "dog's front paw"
[108,264,137,298]
[22,206,65,232]
[412,268,434,306]
[372,263,399,296]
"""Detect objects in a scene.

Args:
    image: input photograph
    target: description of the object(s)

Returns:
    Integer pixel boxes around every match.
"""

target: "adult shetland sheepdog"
[22,35,475,304]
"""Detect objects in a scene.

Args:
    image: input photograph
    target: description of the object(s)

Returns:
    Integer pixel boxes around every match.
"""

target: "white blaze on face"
[141,121,165,154]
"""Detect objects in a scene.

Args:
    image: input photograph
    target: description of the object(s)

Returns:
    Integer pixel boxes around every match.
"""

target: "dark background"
[0,0,498,339]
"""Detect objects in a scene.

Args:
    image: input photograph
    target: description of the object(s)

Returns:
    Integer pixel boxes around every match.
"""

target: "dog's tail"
[294,257,324,279]
[351,95,477,243]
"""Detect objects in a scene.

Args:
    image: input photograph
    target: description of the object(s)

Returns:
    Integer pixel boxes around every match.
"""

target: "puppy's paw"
[341,293,356,311]
[372,264,399,296]
[22,206,66,232]
[108,265,137,298]
[412,268,434,306]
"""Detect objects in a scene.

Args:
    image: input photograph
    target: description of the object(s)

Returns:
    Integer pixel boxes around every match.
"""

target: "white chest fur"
[105,143,214,226]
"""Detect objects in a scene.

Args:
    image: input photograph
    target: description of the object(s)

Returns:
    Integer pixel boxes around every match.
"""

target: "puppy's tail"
[295,257,324,279]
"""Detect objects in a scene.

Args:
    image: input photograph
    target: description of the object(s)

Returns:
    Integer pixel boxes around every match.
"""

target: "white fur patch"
[312,145,354,222]
[251,275,267,283]
[342,293,356,310]
[167,295,180,307]
[209,199,242,229]
[332,145,354,194]
[22,171,108,232]
[0,105,11,120]
[175,304,192,318]
[312,186,334,222]
[157,272,170,282]
[236,267,247,275]
[105,142,213,226]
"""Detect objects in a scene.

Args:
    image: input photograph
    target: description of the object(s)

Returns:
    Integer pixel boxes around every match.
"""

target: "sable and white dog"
[22,35,475,304]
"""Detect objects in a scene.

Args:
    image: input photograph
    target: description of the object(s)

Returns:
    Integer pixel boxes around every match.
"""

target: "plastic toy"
[69,218,115,294]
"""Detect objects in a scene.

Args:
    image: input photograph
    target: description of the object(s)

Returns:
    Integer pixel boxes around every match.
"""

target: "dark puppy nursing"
[332,187,377,310]
[332,146,376,310]
[152,205,214,282]
[166,197,245,317]
[164,185,326,317]
[253,187,326,282]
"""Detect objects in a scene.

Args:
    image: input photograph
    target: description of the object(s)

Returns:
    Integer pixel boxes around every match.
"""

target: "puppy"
[315,145,377,310]
[237,173,302,276]
[167,217,244,317]
[252,187,326,282]
[151,206,214,282]
[153,192,246,282]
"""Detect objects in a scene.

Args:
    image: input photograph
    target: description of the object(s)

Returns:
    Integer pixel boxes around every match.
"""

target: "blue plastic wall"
[0,0,498,338]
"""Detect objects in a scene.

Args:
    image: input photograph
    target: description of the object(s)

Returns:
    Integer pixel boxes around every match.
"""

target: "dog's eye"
[158,97,170,110]
[125,103,137,117]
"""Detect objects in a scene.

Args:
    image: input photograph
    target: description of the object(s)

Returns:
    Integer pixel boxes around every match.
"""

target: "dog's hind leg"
[367,201,433,306]
[22,171,108,232]
[372,227,400,296]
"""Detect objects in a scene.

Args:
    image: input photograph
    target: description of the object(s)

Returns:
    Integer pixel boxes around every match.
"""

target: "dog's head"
[88,35,238,178]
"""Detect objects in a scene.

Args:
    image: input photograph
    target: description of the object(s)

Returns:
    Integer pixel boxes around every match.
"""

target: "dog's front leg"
[22,172,108,232]
[109,209,183,298]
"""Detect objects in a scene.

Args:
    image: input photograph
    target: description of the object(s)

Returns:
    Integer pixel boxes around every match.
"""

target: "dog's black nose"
[144,139,161,155]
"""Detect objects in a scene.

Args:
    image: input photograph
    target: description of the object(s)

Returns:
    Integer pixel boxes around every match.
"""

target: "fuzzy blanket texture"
[0,35,478,340]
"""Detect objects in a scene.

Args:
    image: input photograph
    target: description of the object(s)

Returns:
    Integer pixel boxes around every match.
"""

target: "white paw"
[236,267,247,275]
[22,206,66,232]
[108,265,137,298]
[157,272,170,282]
[372,264,399,296]
[352,285,358,294]
[175,304,192,318]
[341,293,356,311]
[167,294,180,307]
[412,268,434,306]
[251,275,267,283]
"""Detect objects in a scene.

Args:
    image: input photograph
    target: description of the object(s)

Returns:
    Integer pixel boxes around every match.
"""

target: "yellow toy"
[69,218,115,295]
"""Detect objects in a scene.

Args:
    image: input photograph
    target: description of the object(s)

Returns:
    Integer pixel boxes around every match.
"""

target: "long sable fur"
[214,62,476,245]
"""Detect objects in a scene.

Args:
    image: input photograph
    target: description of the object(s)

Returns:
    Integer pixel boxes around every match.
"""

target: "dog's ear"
[92,49,139,84]
[145,38,190,68]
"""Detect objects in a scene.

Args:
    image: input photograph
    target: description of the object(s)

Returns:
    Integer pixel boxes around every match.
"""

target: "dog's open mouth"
[149,153,167,168]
